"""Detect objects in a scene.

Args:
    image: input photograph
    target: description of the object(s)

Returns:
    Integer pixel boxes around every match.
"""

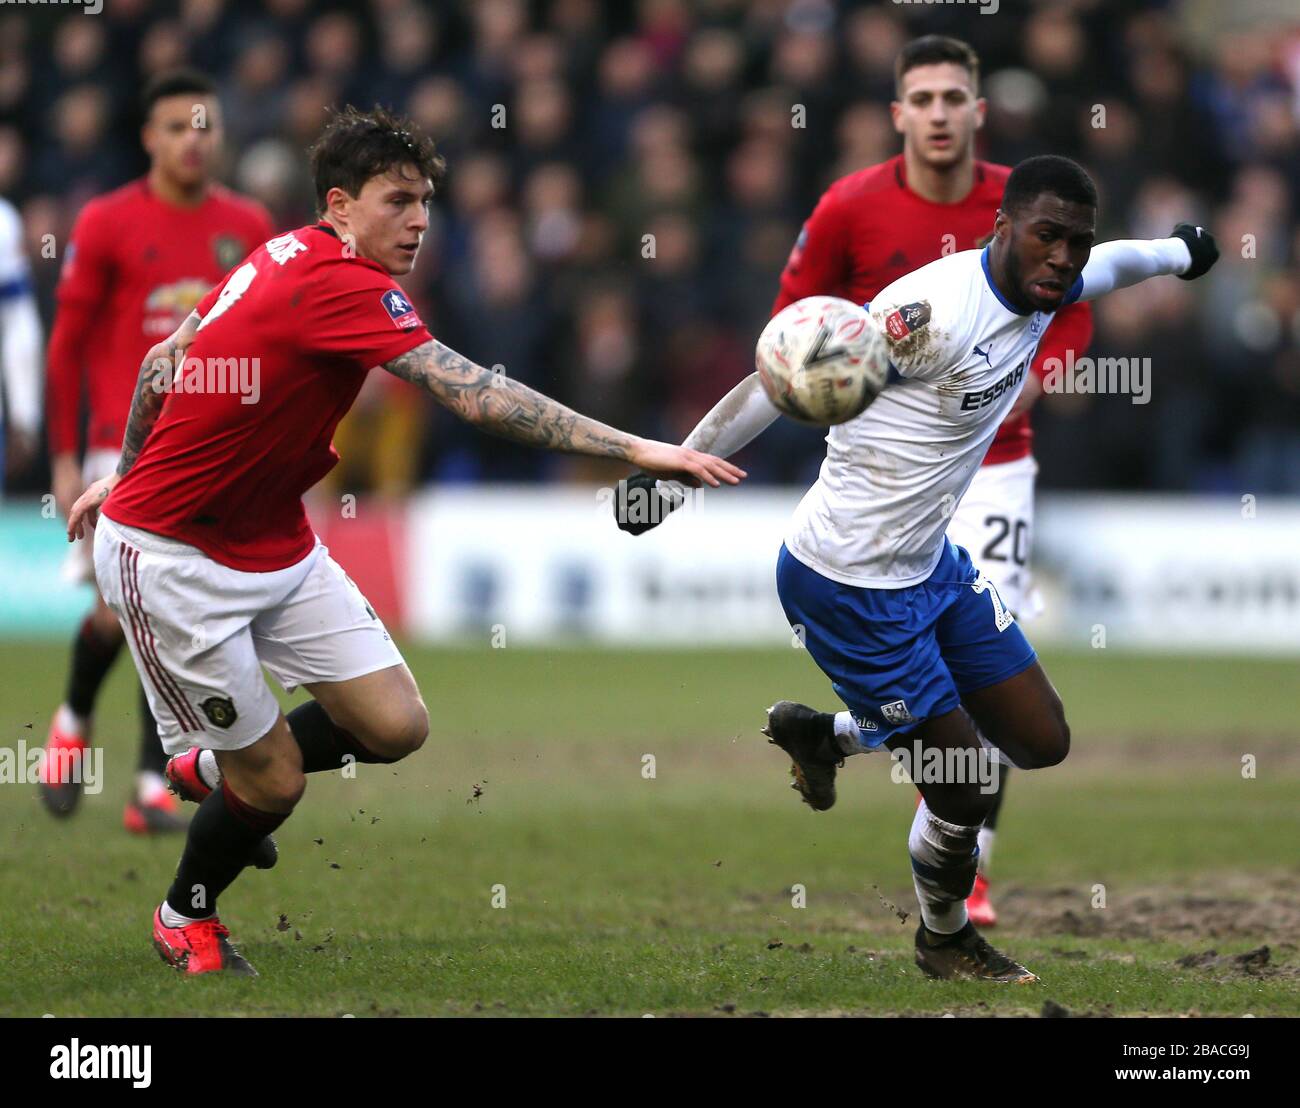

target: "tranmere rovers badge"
[881,700,915,725]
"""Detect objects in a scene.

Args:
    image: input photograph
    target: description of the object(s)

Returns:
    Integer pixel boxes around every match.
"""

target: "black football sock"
[136,684,167,775]
[165,782,287,920]
[286,700,400,772]
[65,616,123,719]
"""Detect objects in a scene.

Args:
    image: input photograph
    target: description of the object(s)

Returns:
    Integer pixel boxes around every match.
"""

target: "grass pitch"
[1,642,1297,1017]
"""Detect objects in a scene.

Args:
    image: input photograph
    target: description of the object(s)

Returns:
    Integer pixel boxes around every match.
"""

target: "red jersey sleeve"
[1032,300,1093,381]
[772,184,852,315]
[306,265,433,370]
[46,202,115,455]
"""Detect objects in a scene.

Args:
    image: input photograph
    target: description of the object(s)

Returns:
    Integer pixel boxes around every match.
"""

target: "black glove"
[613,472,682,535]
[1171,222,1218,281]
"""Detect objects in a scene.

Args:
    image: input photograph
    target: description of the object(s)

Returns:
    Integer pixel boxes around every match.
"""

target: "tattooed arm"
[382,339,747,487]
[66,310,202,540]
[117,310,201,477]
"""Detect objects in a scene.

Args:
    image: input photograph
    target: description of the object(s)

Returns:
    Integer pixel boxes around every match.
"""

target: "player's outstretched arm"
[615,371,780,535]
[117,309,202,477]
[1075,224,1218,302]
[65,310,202,541]
[382,339,745,489]
[680,371,782,458]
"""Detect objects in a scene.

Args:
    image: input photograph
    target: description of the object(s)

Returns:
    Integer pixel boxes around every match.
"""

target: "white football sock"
[909,800,980,934]
[55,704,86,736]
[832,711,869,755]
[977,827,995,876]
[136,770,169,805]
[197,750,221,790]
[160,902,213,928]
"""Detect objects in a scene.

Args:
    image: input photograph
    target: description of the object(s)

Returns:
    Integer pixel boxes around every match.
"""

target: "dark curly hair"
[308,105,446,214]
[1002,155,1098,216]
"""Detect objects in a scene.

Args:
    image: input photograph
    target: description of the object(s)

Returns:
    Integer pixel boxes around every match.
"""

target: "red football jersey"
[773,154,1093,464]
[46,178,274,456]
[104,223,432,571]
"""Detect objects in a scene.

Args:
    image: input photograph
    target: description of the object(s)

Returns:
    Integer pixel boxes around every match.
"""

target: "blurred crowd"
[3,0,1300,494]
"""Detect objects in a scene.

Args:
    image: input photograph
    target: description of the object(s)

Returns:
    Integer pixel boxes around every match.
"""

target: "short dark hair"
[141,68,217,117]
[309,105,447,213]
[1002,155,1098,216]
[895,35,980,96]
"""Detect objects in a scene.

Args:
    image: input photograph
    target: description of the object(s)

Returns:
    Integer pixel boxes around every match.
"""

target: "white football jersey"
[785,247,1067,588]
[0,197,27,289]
[0,195,42,439]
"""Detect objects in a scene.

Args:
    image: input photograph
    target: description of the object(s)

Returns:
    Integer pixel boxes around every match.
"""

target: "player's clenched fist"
[614,443,746,536]
[613,472,680,535]
[1171,223,1218,281]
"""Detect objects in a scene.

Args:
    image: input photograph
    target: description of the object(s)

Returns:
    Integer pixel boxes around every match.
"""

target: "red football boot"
[967,873,998,928]
[164,747,212,802]
[123,789,187,834]
[37,715,90,817]
[152,906,257,976]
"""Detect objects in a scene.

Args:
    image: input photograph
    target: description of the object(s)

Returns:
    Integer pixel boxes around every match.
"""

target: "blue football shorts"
[776,538,1037,748]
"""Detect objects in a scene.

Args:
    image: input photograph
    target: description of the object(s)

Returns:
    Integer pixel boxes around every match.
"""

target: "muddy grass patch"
[998,871,1300,945]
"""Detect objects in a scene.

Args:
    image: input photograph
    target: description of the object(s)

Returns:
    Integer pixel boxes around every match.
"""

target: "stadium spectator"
[3,0,1298,497]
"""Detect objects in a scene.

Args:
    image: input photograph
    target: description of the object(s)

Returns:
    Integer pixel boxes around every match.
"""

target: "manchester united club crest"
[200,696,238,729]
[213,234,245,270]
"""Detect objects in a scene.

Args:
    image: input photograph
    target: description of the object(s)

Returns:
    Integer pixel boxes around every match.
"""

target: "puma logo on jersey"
[960,361,1025,411]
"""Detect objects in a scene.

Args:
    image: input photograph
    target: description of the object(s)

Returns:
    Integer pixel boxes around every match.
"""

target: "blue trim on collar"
[0,274,30,300]
[1061,273,1085,307]
[981,245,1030,316]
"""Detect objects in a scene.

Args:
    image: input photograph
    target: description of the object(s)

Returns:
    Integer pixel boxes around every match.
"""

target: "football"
[755,295,890,425]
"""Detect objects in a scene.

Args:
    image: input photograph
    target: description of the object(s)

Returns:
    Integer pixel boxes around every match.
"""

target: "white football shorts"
[93,513,404,754]
[946,454,1043,620]
[62,448,121,585]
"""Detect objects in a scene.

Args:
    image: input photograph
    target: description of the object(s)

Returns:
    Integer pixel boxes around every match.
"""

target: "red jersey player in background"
[770,36,1094,927]
[40,70,274,833]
